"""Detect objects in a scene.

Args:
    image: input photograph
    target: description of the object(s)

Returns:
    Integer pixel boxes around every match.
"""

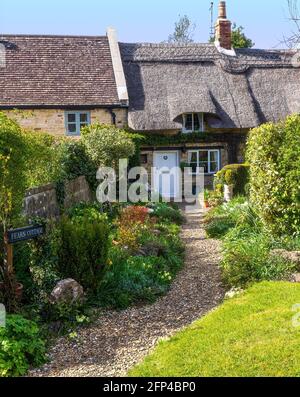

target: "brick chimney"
[215,1,232,50]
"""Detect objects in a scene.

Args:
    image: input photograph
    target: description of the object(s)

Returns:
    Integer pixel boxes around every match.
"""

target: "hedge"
[246,114,300,236]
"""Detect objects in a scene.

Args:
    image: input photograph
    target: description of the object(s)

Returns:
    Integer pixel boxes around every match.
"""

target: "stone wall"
[4,108,128,136]
[64,176,93,210]
[24,176,93,219]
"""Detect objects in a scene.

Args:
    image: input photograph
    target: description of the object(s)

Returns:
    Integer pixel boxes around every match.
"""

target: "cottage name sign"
[7,225,44,244]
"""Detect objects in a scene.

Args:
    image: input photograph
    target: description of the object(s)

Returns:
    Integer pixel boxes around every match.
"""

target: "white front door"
[154,152,179,198]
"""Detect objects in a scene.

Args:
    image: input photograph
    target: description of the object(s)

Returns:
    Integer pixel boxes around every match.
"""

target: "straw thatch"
[120,43,300,130]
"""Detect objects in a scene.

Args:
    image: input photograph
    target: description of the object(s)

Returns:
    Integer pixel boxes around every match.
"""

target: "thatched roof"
[120,43,300,130]
[0,35,122,108]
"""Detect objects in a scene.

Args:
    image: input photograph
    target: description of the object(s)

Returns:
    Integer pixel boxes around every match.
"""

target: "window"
[65,111,91,136]
[182,113,204,133]
[188,149,220,174]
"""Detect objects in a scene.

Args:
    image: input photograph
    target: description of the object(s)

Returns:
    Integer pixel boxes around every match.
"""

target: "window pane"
[199,151,208,162]
[80,113,88,123]
[199,162,208,174]
[68,114,76,123]
[210,162,218,173]
[185,114,193,130]
[194,114,200,131]
[210,151,219,163]
[68,124,77,133]
[189,152,198,163]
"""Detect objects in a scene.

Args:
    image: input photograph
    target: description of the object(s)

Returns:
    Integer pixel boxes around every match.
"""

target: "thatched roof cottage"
[120,1,300,193]
[0,1,299,196]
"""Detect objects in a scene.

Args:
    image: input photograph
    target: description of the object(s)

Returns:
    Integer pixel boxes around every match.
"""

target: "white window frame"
[188,149,220,175]
[182,113,204,133]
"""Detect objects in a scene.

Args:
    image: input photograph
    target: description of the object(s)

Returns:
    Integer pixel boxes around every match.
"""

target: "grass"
[129,282,300,377]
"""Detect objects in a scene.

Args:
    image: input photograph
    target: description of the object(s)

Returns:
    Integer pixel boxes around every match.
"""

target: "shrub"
[0,315,46,377]
[59,216,109,292]
[246,115,300,236]
[28,224,62,303]
[221,228,297,288]
[67,202,108,223]
[81,124,136,168]
[115,206,151,253]
[150,203,185,225]
[215,164,250,196]
[0,114,28,217]
[97,256,173,309]
[58,140,97,191]
[205,197,253,239]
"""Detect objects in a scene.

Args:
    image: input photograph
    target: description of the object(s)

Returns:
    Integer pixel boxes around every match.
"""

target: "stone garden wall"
[24,176,93,219]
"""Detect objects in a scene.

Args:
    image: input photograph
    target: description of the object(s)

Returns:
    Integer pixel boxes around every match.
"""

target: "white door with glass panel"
[154,152,179,198]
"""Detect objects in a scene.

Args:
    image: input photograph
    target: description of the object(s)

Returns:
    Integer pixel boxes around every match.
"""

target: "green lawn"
[129,282,300,377]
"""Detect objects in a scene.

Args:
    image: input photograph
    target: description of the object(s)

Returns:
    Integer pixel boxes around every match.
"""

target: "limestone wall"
[4,108,128,136]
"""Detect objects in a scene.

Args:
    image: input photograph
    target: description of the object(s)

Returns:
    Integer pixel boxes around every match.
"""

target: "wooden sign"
[7,225,45,245]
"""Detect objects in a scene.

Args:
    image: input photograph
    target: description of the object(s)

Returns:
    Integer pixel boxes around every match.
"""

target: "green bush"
[81,124,136,168]
[59,216,109,292]
[58,140,97,191]
[215,164,250,196]
[221,228,297,288]
[97,255,173,309]
[96,214,184,309]
[28,223,61,303]
[150,203,185,225]
[0,114,28,217]
[205,197,254,239]
[67,202,108,223]
[0,315,46,377]
[246,115,300,236]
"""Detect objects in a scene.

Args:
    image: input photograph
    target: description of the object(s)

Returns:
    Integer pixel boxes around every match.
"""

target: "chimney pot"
[218,1,227,19]
[215,1,232,50]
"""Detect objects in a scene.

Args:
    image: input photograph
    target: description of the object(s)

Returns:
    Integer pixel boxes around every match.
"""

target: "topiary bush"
[246,115,300,236]
[0,315,46,377]
[215,164,250,196]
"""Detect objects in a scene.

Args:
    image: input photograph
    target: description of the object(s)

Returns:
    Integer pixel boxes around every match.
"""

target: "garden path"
[29,209,225,377]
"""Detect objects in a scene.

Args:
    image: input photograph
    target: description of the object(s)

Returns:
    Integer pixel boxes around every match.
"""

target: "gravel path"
[29,210,225,377]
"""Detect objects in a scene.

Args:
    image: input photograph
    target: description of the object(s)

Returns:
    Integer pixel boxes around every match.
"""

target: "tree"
[81,124,136,169]
[168,15,195,44]
[231,24,254,48]
[209,23,254,48]
[284,0,300,47]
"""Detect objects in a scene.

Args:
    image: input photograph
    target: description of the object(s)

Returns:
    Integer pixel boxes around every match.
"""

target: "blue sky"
[1,0,294,48]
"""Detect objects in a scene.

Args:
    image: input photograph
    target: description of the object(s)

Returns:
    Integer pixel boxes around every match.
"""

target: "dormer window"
[182,113,204,133]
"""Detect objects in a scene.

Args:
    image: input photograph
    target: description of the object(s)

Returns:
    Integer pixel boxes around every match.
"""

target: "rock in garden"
[271,250,300,267]
[291,273,300,283]
[225,288,243,299]
[50,279,84,304]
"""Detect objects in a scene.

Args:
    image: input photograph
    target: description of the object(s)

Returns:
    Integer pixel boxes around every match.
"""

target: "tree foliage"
[168,15,195,44]
[209,23,254,48]
[81,124,136,168]
[231,24,254,48]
